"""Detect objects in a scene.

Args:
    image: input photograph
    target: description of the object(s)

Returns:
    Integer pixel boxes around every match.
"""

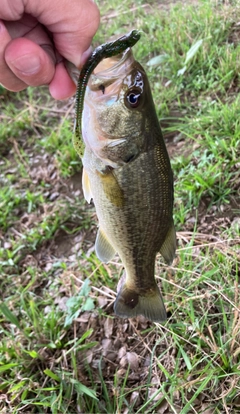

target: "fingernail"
[41,44,56,64]
[80,46,93,67]
[12,55,41,75]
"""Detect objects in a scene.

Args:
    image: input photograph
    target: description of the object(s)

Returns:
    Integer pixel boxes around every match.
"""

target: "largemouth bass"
[74,31,176,322]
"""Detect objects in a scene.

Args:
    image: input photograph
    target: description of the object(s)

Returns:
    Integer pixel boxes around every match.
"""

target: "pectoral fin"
[95,228,116,263]
[97,168,124,207]
[82,168,92,203]
[159,222,176,265]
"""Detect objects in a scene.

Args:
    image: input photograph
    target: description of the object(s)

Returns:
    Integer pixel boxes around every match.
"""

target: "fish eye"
[125,89,141,108]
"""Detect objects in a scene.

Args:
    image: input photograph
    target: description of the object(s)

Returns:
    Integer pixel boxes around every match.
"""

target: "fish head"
[82,48,153,167]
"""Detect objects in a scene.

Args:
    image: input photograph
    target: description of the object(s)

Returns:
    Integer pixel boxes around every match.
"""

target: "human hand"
[0,0,100,99]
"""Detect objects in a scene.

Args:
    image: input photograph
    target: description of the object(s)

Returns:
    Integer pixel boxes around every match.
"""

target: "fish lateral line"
[73,30,141,157]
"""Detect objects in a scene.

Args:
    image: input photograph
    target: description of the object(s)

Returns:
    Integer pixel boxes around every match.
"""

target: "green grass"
[0,0,240,412]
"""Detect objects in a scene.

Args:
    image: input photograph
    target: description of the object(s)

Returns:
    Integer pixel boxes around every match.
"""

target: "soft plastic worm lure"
[73,30,141,157]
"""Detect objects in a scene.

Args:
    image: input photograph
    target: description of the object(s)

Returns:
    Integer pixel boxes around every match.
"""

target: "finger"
[26,0,100,68]
[5,37,56,86]
[0,19,27,91]
[49,61,76,100]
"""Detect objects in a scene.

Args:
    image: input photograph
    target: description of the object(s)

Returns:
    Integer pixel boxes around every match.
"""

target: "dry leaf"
[104,317,114,338]
[126,352,139,370]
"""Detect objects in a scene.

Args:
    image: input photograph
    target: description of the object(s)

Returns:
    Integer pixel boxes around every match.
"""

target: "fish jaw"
[82,88,129,168]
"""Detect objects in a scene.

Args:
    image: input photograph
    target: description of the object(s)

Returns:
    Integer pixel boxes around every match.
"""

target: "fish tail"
[114,278,167,323]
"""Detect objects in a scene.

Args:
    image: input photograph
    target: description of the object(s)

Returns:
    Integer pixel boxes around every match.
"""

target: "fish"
[74,31,176,323]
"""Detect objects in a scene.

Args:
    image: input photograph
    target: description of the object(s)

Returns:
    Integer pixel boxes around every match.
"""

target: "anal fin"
[95,228,116,263]
[159,222,176,265]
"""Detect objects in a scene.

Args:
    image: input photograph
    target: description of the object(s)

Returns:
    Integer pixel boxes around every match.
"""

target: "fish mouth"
[88,48,135,91]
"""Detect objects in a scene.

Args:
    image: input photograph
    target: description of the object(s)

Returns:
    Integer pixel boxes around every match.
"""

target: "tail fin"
[114,280,167,323]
